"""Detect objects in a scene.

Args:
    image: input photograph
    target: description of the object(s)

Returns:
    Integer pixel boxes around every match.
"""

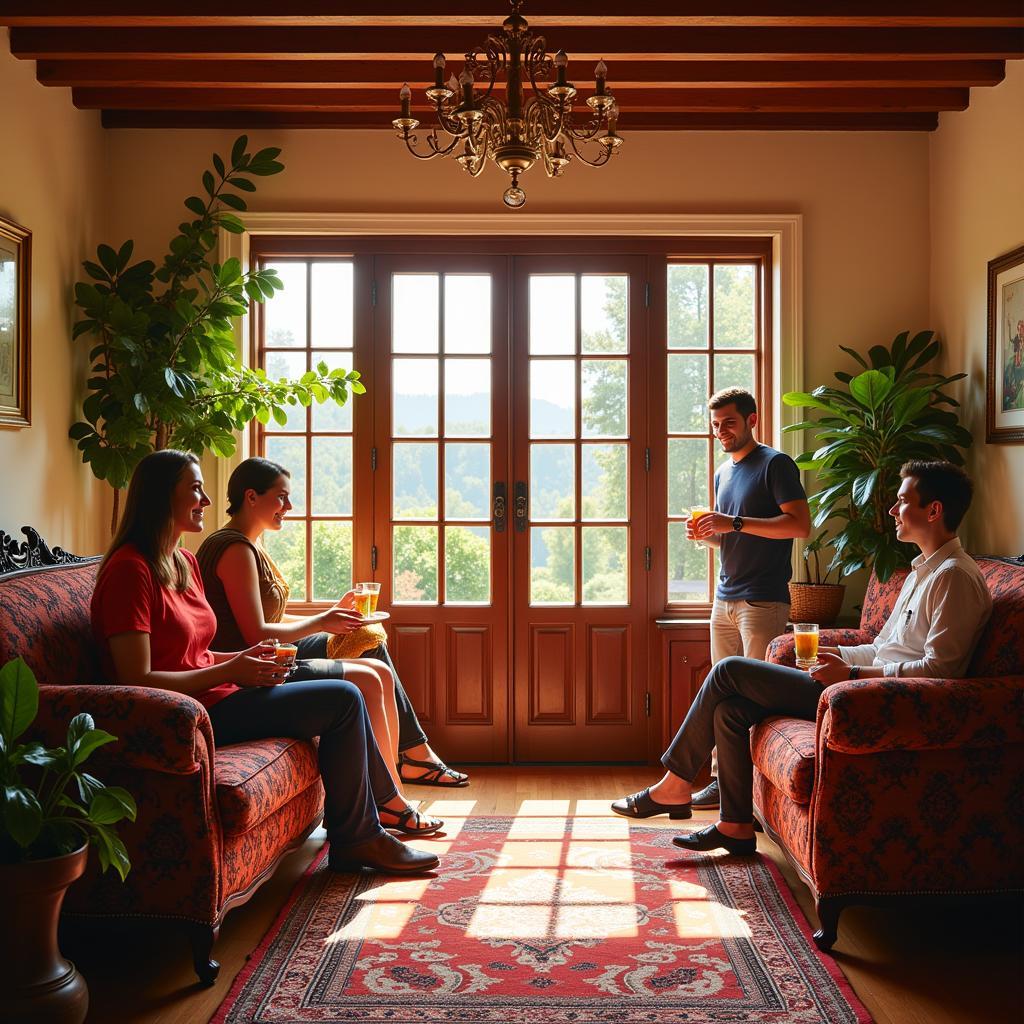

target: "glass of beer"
[354,583,381,617]
[793,623,820,670]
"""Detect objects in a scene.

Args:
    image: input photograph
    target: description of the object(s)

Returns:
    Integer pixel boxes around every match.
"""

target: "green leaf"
[839,345,868,369]
[219,192,247,212]
[271,405,288,426]
[3,786,43,847]
[0,657,38,745]
[97,244,119,274]
[212,152,225,178]
[851,469,880,506]
[71,728,118,768]
[202,169,216,196]
[228,176,256,192]
[184,196,207,217]
[230,134,249,166]
[89,786,137,825]
[849,369,893,411]
[247,160,285,176]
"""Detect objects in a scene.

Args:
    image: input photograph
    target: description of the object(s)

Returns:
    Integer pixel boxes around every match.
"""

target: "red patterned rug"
[212,816,872,1023]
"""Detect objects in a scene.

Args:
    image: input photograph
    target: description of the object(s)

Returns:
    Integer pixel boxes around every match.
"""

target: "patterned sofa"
[757,554,1024,950]
[0,528,325,984]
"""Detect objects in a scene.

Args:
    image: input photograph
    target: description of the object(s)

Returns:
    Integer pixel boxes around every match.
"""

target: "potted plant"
[788,530,846,626]
[783,330,972,589]
[0,657,137,1023]
[68,135,365,531]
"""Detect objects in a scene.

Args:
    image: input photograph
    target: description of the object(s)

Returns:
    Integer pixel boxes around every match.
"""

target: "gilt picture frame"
[0,216,31,428]
[987,243,1024,444]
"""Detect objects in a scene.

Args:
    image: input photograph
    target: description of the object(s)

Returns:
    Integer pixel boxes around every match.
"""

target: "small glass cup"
[260,638,297,669]
[354,582,381,617]
[793,623,820,670]
[689,506,710,543]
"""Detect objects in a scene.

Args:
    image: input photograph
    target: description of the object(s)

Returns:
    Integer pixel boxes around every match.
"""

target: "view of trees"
[259,261,760,607]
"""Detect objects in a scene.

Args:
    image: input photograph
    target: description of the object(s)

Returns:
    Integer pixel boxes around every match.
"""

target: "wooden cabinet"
[656,620,713,783]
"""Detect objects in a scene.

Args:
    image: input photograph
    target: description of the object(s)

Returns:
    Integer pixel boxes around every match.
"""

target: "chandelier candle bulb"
[400,83,411,119]
[595,59,608,94]
[433,52,446,88]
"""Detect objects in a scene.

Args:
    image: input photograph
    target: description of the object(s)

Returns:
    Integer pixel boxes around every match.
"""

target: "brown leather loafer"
[611,787,692,820]
[328,831,440,874]
[672,824,756,855]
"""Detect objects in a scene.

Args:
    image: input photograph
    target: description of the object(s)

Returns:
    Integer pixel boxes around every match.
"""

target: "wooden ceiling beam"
[71,86,970,113]
[99,109,940,130]
[12,26,1024,61]
[3,3,1022,29]
[37,58,1007,90]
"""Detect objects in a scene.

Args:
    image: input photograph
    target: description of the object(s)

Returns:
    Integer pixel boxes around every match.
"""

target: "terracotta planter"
[788,582,846,628]
[0,844,90,1024]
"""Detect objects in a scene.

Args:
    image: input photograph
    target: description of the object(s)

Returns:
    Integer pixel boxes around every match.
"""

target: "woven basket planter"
[788,582,846,628]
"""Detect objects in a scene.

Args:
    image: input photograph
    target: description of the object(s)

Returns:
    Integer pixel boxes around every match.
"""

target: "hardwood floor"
[61,767,1023,1024]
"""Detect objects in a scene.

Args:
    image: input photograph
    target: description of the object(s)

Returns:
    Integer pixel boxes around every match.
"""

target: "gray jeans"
[708,599,790,777]
[661,656,821,824]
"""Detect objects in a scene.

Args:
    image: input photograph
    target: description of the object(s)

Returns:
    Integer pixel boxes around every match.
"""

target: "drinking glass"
[689,506,710,543]
[793,623,820,669]
[354,582,381,617]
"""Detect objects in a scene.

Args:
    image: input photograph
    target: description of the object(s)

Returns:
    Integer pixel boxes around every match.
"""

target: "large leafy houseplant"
[0,657,136,878]
[69,136,364,529]
[783,330,972,583]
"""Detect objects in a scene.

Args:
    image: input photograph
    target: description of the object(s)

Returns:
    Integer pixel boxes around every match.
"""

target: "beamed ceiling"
[3,3,1023,131]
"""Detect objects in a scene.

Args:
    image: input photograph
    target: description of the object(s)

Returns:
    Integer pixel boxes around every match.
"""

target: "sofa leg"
[189,924,221,986]
[813,897,843,952]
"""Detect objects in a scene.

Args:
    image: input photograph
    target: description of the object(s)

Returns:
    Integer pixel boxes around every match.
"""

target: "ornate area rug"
[213,816,871,1023]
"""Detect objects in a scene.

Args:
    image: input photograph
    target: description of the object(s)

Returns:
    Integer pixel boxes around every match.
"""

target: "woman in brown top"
[197,459,468,816]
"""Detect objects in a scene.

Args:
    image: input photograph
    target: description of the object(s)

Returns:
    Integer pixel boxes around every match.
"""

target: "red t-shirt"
[90,544,239,708]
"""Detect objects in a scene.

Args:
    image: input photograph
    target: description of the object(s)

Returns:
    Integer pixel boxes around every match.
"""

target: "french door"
[373,254,649,763]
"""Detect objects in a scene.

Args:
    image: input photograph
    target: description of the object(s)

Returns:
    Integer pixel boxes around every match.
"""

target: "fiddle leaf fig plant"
[69,135,365,529]
[0,657,137,879]
[783,330,972,583]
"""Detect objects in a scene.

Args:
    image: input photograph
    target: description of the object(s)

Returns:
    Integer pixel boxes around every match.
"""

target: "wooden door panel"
[446,625,493,722]
[511,255,650,763]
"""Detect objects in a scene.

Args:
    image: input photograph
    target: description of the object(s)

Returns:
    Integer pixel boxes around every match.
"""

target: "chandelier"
[391,0,623,209]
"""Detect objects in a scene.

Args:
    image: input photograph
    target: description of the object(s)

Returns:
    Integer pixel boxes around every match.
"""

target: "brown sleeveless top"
[196,527,387,656]
[196,528,289,651]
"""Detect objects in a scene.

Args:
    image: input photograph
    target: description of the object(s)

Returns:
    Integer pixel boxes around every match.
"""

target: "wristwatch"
[848,665,861,680]
[732,515,744,532]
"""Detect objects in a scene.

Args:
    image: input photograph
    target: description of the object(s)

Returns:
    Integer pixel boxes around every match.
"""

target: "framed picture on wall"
[987,243,1024,443]
[0,216,31,428]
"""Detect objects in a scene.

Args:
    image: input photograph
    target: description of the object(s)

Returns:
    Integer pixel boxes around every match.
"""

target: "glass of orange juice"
[689,506,710,542]
[793,623,820,669]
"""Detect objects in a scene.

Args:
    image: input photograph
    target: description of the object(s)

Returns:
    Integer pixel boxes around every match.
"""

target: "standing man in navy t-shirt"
[684,387,810,809]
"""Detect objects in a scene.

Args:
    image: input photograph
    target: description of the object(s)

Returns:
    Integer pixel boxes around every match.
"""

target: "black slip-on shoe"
[690,779,720,809]
[672,824,757,856]
[328,831,440,874]
[611,787,692,820]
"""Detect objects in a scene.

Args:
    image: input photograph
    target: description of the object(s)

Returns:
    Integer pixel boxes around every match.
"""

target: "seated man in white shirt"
[611,460,993,854]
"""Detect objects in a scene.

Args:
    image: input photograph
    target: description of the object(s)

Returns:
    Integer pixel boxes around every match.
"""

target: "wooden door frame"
[223,214,802,764]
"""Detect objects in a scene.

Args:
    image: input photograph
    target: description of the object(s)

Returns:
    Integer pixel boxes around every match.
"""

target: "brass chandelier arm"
[564,132,614,168]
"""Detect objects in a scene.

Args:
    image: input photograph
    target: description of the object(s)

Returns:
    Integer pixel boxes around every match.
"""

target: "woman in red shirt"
[90,449,440,874]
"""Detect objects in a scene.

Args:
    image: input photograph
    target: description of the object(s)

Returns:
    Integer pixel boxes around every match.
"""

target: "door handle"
[514,481,528,533]
[493,481,507,532]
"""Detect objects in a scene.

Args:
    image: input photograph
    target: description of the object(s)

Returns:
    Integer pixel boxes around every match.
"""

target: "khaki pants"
[708,599,790,777]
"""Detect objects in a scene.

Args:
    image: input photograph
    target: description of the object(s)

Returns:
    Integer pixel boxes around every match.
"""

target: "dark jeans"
[661,656,822,824]
[208,672,397,848]
[296,634,429,752]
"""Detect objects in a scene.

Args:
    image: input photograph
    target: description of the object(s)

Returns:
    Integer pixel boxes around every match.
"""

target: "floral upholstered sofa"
[758,554,1024,950]
[0,527,325,984]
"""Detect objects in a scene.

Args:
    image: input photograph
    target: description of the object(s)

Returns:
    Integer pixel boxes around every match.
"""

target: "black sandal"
[377,803,444,836]
[398,752,470,788]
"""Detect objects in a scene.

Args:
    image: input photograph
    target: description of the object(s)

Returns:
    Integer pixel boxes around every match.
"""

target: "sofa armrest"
[820,675,1024,755]
[767,629,875,667]
[35,684,215,775]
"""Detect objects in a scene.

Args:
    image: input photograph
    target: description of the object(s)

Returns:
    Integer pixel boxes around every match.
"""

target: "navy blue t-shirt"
[714,444,806,602]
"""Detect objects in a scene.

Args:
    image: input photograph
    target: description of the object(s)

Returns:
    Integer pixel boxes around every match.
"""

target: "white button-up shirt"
[838,537,992,678]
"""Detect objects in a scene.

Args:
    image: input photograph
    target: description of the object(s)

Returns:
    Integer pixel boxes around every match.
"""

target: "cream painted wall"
[104,127,932,399]
[930,61,1024,556]
[0,40,108,554]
